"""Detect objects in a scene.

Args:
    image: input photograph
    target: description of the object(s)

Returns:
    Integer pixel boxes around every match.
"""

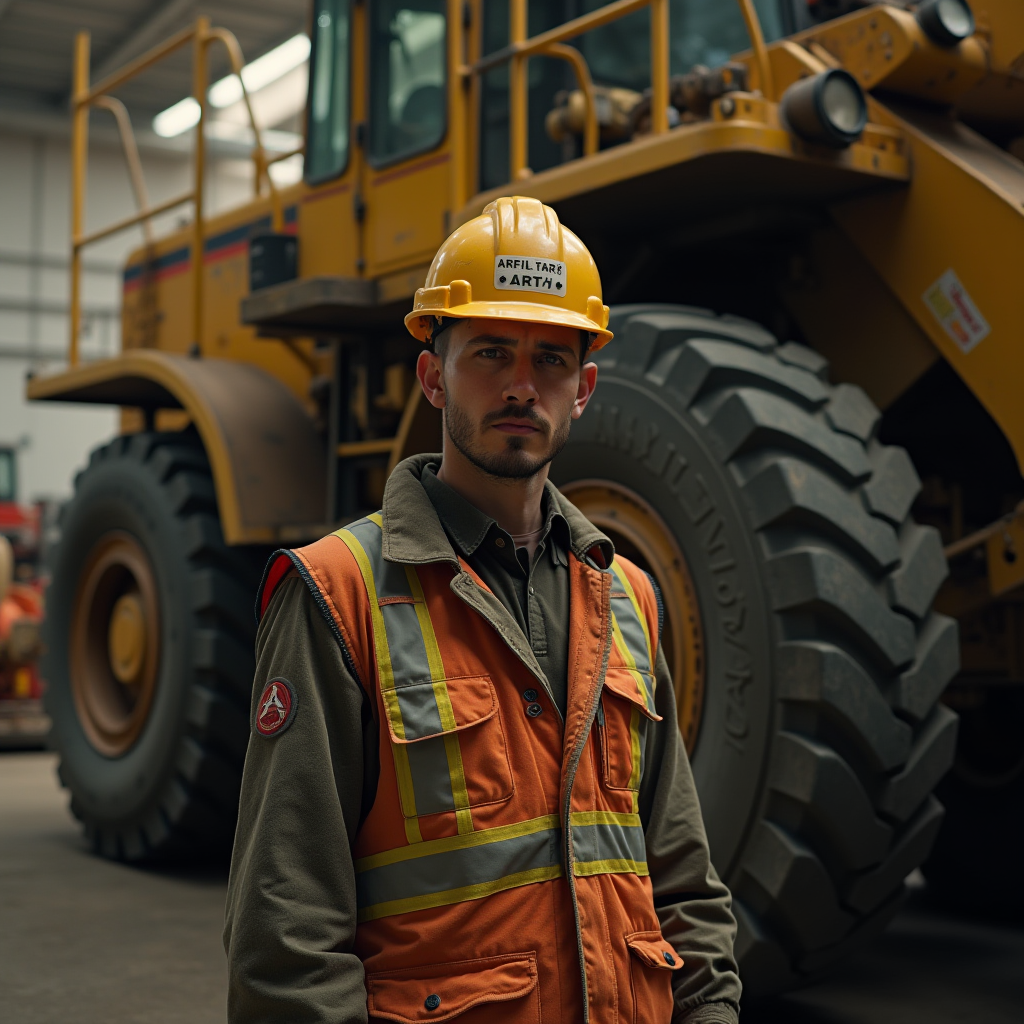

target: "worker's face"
[416,317,598,479]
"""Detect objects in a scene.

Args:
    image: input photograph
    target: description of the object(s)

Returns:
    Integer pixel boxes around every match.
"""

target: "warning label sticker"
[494,255,567,295]
[922,269,990,354]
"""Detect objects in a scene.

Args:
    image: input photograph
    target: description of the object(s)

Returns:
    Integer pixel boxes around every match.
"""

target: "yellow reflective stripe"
[354,813,560,872]
[574,858,649,878]
[612,560,654,666]
[629,706,642,813]
[405,565,474,836]
[336,522,422,844]
[358,865,563,923]
[569,810,641,827]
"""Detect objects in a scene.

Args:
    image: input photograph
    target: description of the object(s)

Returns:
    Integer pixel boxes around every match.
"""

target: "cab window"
[306,0,352,183]
[368,0,447,166]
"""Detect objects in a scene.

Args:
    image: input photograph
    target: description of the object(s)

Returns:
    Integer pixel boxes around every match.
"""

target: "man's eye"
[478,348,503,359]
[541,354,565,366]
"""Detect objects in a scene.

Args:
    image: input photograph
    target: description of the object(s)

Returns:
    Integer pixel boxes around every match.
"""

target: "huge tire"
[43,431,260,861]
[551,305,960,994]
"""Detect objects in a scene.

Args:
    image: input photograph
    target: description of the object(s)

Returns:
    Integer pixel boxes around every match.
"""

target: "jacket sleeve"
[639,645,742,1024]
[224,574,379,1024]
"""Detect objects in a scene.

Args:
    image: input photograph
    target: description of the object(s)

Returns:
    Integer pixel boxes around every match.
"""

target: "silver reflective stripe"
[355,815,564,921]
[570,811,647,876]
[610,565,657,716]
[341,516,463,818]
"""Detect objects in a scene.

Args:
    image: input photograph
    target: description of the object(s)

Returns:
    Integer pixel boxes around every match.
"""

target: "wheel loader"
[29,0,1024,994]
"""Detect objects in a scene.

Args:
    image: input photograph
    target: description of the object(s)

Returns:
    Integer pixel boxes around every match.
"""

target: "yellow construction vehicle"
[30,0,1024,992]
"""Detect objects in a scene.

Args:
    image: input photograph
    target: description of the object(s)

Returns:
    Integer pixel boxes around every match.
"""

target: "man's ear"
[571,361,599,420]
[416,348,446,410]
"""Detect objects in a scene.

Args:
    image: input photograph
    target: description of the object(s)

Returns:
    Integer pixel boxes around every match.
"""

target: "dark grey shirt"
[421,464,571,717]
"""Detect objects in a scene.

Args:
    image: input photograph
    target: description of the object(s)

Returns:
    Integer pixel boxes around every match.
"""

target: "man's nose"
[502,354,539,404]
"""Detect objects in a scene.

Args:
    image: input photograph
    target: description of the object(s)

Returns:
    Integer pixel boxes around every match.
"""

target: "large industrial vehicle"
[30,0,1024,993]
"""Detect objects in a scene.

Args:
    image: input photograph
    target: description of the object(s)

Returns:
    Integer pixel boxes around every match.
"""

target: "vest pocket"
[366,951,539,1022]
[383,675,514,818]
[625,930,681,1024]
[599,667,663,793]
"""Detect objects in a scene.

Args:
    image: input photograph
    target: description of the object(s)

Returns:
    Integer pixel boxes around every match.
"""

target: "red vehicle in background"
[0,446,48,747]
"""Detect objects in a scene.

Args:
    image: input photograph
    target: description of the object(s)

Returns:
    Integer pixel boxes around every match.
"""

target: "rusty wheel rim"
[561,480,706,753]
[70,531,160,758]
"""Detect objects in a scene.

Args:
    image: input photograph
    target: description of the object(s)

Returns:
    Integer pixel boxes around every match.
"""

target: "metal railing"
[69,18,296,367]
[451,0,773,208]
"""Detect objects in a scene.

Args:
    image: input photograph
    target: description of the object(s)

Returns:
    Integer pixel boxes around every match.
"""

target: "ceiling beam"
[92,0,197,82]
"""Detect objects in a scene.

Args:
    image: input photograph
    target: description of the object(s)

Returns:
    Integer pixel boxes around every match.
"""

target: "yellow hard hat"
[404,196,612,350]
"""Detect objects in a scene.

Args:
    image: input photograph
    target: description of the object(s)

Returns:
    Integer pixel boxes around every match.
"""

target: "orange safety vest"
[260,512,682,1023]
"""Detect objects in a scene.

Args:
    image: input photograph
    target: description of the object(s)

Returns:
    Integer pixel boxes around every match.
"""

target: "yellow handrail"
[458,0,772,201]
[68,18,299,367]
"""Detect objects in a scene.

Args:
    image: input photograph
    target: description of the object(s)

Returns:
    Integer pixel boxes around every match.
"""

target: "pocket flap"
[626,931,684,971]
[367,952,538,1022]
[603,667,663,722]
[383,675,499,745]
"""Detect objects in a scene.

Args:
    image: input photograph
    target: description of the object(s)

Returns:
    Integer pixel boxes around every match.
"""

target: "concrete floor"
[1,751,1021,1023]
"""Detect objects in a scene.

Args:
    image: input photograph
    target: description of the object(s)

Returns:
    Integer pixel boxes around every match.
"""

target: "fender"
[27,351,326,545]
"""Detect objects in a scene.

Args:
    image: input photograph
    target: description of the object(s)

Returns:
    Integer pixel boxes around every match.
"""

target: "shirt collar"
[380,453,613,569]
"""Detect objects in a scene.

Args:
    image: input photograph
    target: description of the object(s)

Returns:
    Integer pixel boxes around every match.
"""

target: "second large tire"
[42,430,261,861]
[552,305,960,994]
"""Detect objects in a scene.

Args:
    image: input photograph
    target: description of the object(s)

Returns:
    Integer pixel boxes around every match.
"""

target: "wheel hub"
[561,480,706,753]
[108,592,147,686]
[70,531,160,758]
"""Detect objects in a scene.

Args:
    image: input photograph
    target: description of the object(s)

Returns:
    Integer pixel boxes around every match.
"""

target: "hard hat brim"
[404,300,613,350]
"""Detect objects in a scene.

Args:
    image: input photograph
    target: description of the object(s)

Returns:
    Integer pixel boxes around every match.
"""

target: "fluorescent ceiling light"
[208,34,311,108]
[153,96,200,137]
[152,33,310,138]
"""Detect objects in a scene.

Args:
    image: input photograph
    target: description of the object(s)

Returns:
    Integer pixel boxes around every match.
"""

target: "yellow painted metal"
[649,0,670,133]
[69,32,89,368]
[542,44,599,157]
[736,0,774,100]
[510,0,528,179]
[191,17,208,355]
[830,97,1024,473]
[26,351,327,544]
[67,19,287,367]
[794,5,989,105]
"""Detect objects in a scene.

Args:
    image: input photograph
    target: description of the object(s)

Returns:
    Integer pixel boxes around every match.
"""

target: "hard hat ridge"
[404,196,612,348]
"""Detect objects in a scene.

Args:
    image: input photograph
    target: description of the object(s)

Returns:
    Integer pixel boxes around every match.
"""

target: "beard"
[444,395,572,480]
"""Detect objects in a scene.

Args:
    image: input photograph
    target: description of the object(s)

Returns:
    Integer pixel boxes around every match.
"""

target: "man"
[225,197,741,1023]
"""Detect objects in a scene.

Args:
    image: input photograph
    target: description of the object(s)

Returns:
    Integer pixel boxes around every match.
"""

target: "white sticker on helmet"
[494,255,567,295]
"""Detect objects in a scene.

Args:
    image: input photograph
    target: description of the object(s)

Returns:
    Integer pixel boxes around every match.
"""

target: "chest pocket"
[383,673,514,819]
[598,667,663,794]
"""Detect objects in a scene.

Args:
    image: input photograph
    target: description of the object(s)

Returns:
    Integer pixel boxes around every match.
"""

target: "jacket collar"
[380,453,614,569]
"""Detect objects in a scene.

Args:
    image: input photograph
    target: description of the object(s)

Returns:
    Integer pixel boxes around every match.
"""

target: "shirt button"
[494,537,505,548]
[529,586,535,594]
[425,994,441,1011]
[663,951,675,966]
[526,702,543,718]
[522,688,538,702]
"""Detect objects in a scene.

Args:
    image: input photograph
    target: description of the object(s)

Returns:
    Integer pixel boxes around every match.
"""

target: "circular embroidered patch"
[255,678,296,737]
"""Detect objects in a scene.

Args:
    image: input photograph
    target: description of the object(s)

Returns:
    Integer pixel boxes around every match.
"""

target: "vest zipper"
[562,572,614,1024]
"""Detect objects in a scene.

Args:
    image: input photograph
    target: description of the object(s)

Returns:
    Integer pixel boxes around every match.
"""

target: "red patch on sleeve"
[255,678,296,737]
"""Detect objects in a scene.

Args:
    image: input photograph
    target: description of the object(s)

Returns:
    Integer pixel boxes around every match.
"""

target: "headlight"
[780,69,868,149]
[917,0,975,47]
